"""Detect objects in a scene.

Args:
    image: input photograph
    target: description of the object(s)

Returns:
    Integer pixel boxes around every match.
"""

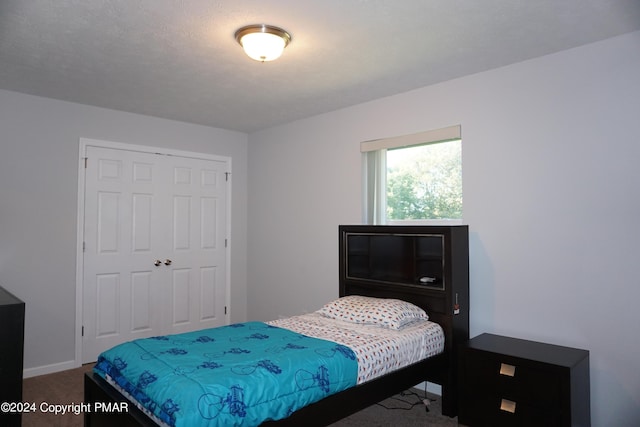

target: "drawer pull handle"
[500,363,516,377]
[500,399,517,413]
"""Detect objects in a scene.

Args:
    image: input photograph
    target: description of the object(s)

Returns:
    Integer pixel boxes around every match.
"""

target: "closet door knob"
[154,260,162,267]
[164,259,172,266]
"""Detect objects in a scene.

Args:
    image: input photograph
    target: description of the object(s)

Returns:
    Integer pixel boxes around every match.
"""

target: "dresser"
[459,333,590,427]
[0,286,25,427]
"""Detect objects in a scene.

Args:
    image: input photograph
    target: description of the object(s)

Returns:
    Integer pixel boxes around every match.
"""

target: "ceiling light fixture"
[235,24,291,62]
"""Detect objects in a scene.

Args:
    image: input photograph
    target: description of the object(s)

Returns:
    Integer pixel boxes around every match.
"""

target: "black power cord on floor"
[375,387,437,413]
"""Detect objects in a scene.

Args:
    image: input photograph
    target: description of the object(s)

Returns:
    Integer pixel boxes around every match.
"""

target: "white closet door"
[164,155,228,335]
[82,145,228,362]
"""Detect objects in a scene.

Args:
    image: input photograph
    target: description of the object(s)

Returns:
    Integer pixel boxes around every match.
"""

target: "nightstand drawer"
[466,350,562,406]
[463,394,560,427]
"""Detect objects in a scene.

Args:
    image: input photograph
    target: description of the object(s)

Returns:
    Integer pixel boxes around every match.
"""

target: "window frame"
[361,125,462,225]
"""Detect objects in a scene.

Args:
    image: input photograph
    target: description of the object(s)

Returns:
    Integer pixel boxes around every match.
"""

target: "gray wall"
[0,91,248,374]
[247,31,640,426]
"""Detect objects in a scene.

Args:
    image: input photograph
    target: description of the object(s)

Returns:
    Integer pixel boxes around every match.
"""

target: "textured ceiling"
[1,0,639,133]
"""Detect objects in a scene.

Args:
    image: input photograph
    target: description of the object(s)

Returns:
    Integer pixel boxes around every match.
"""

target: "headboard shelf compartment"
[343,231,447,290]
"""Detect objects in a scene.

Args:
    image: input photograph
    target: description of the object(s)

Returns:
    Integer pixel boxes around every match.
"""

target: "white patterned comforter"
[267,312,444,384]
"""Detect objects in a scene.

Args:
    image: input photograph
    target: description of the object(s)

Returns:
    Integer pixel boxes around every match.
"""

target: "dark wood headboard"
[338,224,469,413]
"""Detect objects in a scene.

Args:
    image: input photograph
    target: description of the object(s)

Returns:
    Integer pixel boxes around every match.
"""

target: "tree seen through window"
[386,140,462,220]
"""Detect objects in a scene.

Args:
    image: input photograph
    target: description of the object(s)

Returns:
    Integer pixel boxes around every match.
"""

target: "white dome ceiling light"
[235,24,291,62]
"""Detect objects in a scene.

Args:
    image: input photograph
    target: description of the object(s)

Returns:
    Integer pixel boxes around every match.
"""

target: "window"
[361,125,462,225]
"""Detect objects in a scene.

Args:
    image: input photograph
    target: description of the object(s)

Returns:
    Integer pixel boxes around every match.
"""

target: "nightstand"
[459,333,590,426]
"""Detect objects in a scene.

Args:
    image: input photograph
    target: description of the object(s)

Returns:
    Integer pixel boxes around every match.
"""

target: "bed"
[84,224,469,426]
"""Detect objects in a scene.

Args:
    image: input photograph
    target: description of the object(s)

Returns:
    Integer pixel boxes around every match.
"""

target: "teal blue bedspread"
[93,322,358,426]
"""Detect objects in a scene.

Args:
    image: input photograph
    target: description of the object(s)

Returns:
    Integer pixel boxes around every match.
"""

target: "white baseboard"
[413,381,443,395]
[23,360,79,379]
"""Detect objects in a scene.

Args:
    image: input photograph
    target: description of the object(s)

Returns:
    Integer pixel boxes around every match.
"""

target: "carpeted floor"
[22,364,459,426]
[327,389,459,427]
[22,364,95,427]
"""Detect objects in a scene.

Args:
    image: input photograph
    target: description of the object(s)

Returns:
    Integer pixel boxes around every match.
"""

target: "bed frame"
[84,225,469,426]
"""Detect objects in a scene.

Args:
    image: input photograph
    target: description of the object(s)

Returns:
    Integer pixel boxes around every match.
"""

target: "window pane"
[386,140,462,220]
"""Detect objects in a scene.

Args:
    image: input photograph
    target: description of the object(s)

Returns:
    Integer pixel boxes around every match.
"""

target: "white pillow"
[317,295,428,330]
